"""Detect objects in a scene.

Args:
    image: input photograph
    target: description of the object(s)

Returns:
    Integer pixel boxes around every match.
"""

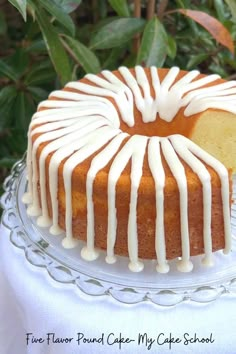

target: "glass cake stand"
[1,155,236,306]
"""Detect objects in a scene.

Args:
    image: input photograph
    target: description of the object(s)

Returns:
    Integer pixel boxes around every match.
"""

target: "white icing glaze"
[106,135,146,266]
[161,138,193,273]
[24,66,233,273]
[148,137,169,274]
[85,132,128,262]
[169,135,213,267]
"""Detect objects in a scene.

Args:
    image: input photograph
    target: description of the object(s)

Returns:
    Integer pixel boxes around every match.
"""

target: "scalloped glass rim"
[1,156,236,306]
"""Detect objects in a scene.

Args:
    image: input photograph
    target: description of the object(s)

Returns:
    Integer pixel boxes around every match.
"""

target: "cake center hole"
[119,108,199,138]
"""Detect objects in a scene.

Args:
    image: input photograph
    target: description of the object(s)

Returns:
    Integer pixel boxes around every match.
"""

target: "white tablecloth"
[0,223,236,354]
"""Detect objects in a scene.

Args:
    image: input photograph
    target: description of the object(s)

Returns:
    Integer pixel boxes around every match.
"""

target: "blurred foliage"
[0,0,236,191]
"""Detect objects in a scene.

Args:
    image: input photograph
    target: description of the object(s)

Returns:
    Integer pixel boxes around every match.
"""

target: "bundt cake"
[23,66,236,273]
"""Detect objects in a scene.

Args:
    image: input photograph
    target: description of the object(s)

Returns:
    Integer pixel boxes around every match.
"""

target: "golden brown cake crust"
[31,67,232,261]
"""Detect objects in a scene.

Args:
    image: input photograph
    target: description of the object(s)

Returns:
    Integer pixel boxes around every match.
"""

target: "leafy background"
[0,0,236,192]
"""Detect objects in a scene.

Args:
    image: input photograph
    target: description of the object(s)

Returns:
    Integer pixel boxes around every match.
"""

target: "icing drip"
[161,138,193,272]
[169,135,213,267]
[127,136,147,272]
[106,135,147,268]
[85,132,128,262]
[148,137,169,274]
[62,125,120,249]
[180,136,231,256]
[24,66,233,273]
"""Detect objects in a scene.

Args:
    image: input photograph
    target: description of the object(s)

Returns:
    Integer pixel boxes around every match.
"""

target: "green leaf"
[8,0,27,21]
[26,39,47,53]
[137,17,168,67]
[214,0,226,23]
[167,35,177,60]
[14,92,26,130]
[98,0,108,19]
[27,86,49,101]
[225,0,236,19]
[0,157,18,168]
[176,9,234,54]
[102,46,126,70]
[93,16,121,32]
[208,63,228,77]
[0,60,18,81]
[34,6,72,85]
[0,11,7,35]
[108,0,130,17]
[0,86,18,102]
[25,61,56,86]
[122,53,137,68]
[7,48,29,78]
[176,1,200,35]
[39,0,75,36]
[223,56,236,70]
[52,0,81,14]
[0,86,17,129]
[186,53,209,70]
[63,36,101,74]
[4,128,27,155]
[13,92,35,131]
[90,18,146,49]
[0,101,14,130]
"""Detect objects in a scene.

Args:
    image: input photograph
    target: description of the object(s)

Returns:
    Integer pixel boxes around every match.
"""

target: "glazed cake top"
[24,66,233,273]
